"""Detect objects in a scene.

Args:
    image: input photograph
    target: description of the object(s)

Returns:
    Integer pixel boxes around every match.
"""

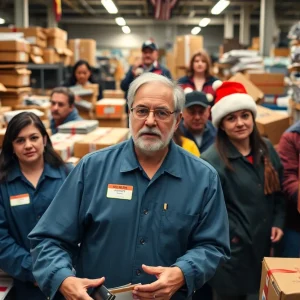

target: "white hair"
[127,73,185,113]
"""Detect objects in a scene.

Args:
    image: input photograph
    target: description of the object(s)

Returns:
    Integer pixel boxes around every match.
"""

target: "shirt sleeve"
[29,160,86,300]
[278,133,299,205]
[120,66,135,92]
[0,196,35,282]
[172,171,230,297]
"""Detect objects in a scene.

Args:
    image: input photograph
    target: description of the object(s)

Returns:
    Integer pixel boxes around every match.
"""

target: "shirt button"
[136,269,141,276]
[143,209,148,215]
[140,238,145,245]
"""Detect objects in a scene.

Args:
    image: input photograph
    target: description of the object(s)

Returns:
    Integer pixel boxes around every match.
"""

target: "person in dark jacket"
[278,121,300,257]
[178,50,218,104]
[64,59,103,99]
[121,40,172,98]
[180,91,216,153]
[201,80,285,300]
[50,87,82,134]
[0,112,73,299]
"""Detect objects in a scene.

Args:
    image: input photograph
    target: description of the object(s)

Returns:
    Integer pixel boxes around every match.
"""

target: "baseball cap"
[185,91,212,108]
[142,40,158,51]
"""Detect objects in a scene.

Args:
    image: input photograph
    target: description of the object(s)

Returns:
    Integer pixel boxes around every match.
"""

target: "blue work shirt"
[29,139,230,300]
[0,161,73,300]
[50,108,82,134]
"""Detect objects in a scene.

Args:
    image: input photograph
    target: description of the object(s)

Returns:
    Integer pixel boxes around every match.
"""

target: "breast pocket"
[157,208,199,264]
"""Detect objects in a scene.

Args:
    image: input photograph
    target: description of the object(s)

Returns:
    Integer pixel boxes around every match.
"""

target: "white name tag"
[10,193,30,206]
[107,184,133,200]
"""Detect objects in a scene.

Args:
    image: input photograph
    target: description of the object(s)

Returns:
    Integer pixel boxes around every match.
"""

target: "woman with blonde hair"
[178,50,218,104]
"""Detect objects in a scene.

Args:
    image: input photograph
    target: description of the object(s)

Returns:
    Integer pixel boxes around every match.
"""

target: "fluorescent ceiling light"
[191,27,201,35]
[0,18,5,25]
[115,17,126,26]
[101,0,118,14]
[211,0,230,15]
[122,26,131,34]
[199,17,211,27]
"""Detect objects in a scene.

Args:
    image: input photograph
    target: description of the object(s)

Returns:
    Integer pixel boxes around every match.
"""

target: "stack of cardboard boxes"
[0,35,32,108]
[68,39,96,67]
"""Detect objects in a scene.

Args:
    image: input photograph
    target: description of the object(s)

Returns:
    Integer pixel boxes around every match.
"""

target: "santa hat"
[211,80,257,127]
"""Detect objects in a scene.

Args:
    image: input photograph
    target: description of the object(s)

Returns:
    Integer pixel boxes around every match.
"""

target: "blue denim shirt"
[0,162,73,299]
[50,108,82,134]
[29,139,230,300]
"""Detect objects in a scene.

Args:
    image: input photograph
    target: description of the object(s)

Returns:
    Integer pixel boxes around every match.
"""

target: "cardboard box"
[0,69,31,87]
[30,55,44,64]
[45,28,67,41]
[51,133,85,161]
[47,38,67,49]
[43,48,60,64]
[0,52,29,63]
[0,83,7,92]
[30,45,43,56]
[98,114,128,128]
[175,35,203,67]
[259,257,300,300]
[80,84,99,105]
[229,72,264,103]
[14,27,47,48]
[0,40,30,53]
[68,39,96,67]
[14,104,50,120]
[74,127,129,158]
[271,48,290,57]
[256,105,290,145]
[103,90,125,99]
[166,51,176,78]
[246,72,285,95]
[175,67,187,80]
[0,87,31,106]
[95,99,126,119]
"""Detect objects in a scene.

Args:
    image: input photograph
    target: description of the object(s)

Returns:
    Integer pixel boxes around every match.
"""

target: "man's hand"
[132,265,185,300]
[59,276,105,300]
[271,227,284,243]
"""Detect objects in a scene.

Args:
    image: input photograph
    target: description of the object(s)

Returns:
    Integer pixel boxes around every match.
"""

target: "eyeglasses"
[131,106,178,121]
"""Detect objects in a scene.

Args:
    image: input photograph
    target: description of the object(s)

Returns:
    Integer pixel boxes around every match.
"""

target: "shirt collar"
[7,161,63,182]
[120,139,182,178]
[224,140,244,159]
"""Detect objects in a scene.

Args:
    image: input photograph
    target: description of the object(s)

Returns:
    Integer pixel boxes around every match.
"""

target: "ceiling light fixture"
[0,18,5,25]
[115,17,126,26]
[191,27,201,35]
[211,0,230,15]
[122,26,131,34]
[101,0,118,14]
[199,17,211,27]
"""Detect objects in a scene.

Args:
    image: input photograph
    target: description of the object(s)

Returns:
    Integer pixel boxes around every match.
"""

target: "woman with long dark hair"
[64,59,102,99]
[178,50,218,104]
[201,81,285,300]
[0,112,73,299]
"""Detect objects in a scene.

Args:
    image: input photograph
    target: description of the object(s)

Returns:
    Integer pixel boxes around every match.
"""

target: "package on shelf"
[103,89,125,99]
[98,114,128,128]
[30,45,43,56]
[0,106,11,129]
[58,120,98,134]
[0,68,31,87]
[4,109,44,123]
[74,127,130,158]
[51,133,85,161]
[259,257,300,300]
[245,72,285,95]
[70,84,99,105]
[229,72,264,103]
[14,103,50,120]
[43,48,60,64]
[56,48,73,66]
[45,28,67,49]
[0,82,6,92]
[68,39,96,67]
[30,54,44,64]
[0,86,31,106]
[95,99,126,119]
[175,35,203,67]
[0,51,29,63]
[0,38,30,53]
[256,105,290,145]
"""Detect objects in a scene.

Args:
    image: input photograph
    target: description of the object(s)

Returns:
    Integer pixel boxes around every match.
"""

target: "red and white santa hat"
[211,80,257,127]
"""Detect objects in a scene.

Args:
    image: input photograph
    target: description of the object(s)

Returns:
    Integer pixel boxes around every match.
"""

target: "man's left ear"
[175,112,182,128]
